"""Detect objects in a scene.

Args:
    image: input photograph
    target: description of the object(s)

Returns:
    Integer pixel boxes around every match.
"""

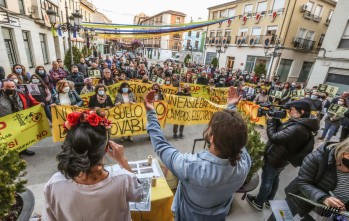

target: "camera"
[257,103,287,119]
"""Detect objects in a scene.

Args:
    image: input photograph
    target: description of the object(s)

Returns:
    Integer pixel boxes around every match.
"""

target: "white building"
[307,0,349,94]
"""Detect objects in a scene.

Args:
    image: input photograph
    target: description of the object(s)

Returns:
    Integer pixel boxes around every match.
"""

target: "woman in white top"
[42,110,143,221]
[51,80,83,107]
[115,82,136,142]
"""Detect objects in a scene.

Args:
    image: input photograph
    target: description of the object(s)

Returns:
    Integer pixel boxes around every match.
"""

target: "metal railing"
[293,37,315,50]
[144,44,160,48]
[234,35,276,45]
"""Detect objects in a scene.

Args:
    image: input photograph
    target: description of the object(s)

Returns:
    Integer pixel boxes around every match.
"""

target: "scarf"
[97,94,107,104]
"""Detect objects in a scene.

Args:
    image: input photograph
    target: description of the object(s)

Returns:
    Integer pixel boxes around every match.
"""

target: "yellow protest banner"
[51,102,168,142]
[0,105,51,151]
[209,87,230,105]
[179,83,211,99]
[80,92,96,107]
[164,94,225,125]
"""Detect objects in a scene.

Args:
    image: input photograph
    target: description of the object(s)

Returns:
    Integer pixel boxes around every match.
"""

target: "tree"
[81,45,92,58]
[64,46,82,70]
[184,54,191,67]
[0,145,27,219]
[211,57,218,68]
[244,118,266,184]
[254,63,267,77]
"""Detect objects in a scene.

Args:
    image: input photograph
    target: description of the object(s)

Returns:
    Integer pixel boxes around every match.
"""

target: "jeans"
[44,103,52,122]
[173,125,184,135]
[255,162,285,206]
[340,127,349,142]
[322,122,339,141]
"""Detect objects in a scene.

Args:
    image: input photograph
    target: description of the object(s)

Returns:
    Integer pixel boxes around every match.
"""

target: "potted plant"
[254,63,267,78]
[0,144,34,221]
[211,57,218,68]
[64,46,82,70]
[184,54,191,67]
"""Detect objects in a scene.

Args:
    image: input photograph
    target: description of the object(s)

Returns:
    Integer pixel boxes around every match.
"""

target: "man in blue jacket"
[144,87,251,221]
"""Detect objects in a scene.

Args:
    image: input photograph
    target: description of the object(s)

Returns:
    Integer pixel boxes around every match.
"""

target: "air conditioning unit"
[301,4,308,12]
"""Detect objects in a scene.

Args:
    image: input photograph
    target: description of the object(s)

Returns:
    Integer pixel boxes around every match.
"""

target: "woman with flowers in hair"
[42,110,143,221]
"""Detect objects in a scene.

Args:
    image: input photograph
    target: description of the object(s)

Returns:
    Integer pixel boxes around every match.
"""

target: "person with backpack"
[247,99,319,210]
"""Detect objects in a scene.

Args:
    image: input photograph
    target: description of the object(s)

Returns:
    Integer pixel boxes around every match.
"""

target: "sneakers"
[264,201,270,209]
[246,194,263,211]
[127,136,133,142]
[173,134,178,140]
[20,149,35,156]
[317,137,325,140]
[179,133,184,139]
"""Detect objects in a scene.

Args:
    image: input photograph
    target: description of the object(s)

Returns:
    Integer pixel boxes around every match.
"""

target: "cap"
[285,99,311,112]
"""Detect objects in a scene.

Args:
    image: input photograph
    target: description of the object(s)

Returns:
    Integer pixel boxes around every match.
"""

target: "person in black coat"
[283,141,349,221]
[196,71,209,85]
[319,92,331,120]
[247,100,320,210]
[340,110,349,142]
[88,84,113,109]
[66,65,84,94]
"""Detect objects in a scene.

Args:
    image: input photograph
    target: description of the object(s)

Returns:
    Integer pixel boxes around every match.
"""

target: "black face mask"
[342,157,349,169]
[183,89,189,93]
[153,89,159,93]
[5,89,15,95]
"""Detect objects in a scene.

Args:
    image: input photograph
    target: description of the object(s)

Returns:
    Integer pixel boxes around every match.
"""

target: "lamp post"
[46,0,83,66]
[216,42,228,68]
[203,43,208,65]
[84,27,95,50]
[264,41,283,81]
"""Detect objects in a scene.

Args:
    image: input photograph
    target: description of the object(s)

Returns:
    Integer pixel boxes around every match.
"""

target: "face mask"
[5,89,15,95]
[38,70,45,75]
[311,95,317,100]
[32,79,40,84]
[338,101,344,105]
[72,71,78,74]
[342,158,349,169]
[261,92,266,95]
[15,68,22,74]
[165,81,171,85]
[98,91,105,96]
[321,96,326,99]
[13,79,18,84]
[62,86,70,93]
[142,80,148,83]
[122,88,128,93]
[183,89,189,93]
[154,89,159,93]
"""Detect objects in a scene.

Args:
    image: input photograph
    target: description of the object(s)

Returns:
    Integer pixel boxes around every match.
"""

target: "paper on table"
[270,200,295,221]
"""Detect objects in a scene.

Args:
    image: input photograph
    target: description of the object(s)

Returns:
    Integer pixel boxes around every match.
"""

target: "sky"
[90,0,231,24]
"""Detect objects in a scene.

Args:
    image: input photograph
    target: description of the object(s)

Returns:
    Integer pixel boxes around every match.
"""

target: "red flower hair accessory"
[63,110,112,130]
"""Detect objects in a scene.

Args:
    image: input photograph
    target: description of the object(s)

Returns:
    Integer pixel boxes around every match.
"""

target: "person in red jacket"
[0,79,42,156]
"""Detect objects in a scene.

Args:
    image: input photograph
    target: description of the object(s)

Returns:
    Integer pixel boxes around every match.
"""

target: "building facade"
[205,0,336,82]
[0,0,111,75]
[307,0,349,94]
[136,10,186,60]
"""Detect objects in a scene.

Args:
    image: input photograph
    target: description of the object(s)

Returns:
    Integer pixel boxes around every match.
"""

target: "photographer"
[247,100,320,210]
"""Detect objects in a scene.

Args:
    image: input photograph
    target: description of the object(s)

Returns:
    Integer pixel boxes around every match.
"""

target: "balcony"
[325,18,331,25]
[293,37,315,51]
[312,15,322,22]
[144,44,160,48]
[303,11,313,19]
[234,35,276,46]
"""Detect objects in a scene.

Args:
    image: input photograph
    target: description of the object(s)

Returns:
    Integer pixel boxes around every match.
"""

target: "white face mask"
[338,101,344,105]
[62,86,70,93]
[98,91,105,96]
[32,79,40,84]
[13,79,18,84]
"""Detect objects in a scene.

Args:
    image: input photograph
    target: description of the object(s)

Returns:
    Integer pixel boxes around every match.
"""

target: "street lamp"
[46,0,83,66]
[216,42,228,68]
[264,41,284,80]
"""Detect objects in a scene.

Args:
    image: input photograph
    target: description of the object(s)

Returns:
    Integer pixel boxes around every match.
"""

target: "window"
[23,31,34,68]
[225,30,231,37]
[210,31,215,37]
[195,41,199,49]
[245,56,257,73]
[238,28,248,37]
[317,33,325,47]
[216,30,222,37]
[244,4,253,13]
[339,21,349,49]
[18,0,25,14]
[176,17,181,24]
[297,62,313,82]
[251,27,261,36]
[277,59,293,82]
[328,10,334,20]
[39,34,49,64]
[314,5,322,17]
[205,52,217,65]
[227,8,235,17]
[219,10,226,18]
[267,26,278,42]
[306,1,314,12]
[2,28,17,66]
[0,0,6,7]
[196,32,200,38]
[212,11,218,20]
[188,31,192,37]
[326,68,349,95]
[272,0,285,11]
[257,2,267,13]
